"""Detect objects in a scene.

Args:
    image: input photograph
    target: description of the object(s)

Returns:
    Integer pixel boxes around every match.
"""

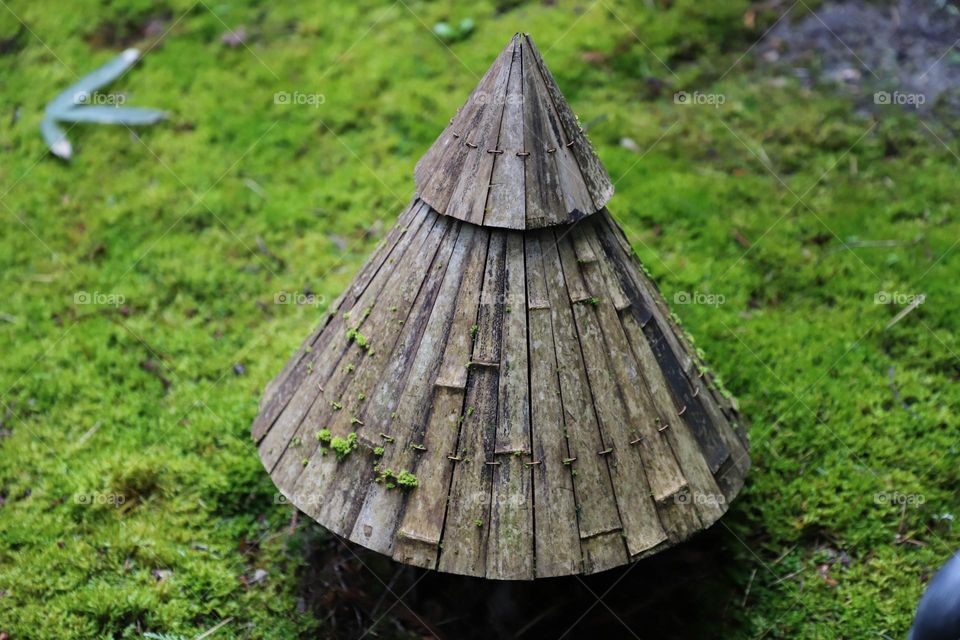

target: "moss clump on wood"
[330,432,358,461]
[376,468,418,490]
[345,328,371,350]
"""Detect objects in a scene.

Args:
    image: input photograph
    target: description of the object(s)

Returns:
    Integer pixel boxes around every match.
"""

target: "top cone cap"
[414,34,615,230]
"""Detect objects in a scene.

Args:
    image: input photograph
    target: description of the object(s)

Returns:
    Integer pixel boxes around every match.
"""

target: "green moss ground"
[0,0,958,637]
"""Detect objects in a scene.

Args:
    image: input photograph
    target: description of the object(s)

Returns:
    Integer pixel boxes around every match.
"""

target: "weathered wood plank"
[416,46,511,214]
[618,308,723,528]
[564,235,668,557]
[593,212,732,472]
[486,232,533,579]
[575,223,687,502]
[307,219,463,536]
[437,366,498,577]
[521,43,565,230]
[414,40,508,188]
[555,232,593,304]
[521,41,593,217]
[484,37,526,230]
[494,233,529,454]
[437,232,507,576]
[446,41,514,226]
[523,35,614,211]
[540,231,625,565]
[349,223,476,552]
[393,385,464,568]
[525,233,582,577]
[435,230,492,389]
[582,530,629,575]
[472,232,507,364]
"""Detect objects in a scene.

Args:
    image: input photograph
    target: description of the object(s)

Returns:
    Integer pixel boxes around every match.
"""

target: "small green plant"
[330,401,343,410]
[316,429,332,443]
[474,518,483,528]
[376,468,418,490]
[395,470,418,489]
[345,328,370,350]
[373,446,384,457]
[330,432,358,461]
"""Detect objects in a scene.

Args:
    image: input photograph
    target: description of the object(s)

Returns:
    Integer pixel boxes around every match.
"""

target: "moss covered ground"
[1,0,958,637]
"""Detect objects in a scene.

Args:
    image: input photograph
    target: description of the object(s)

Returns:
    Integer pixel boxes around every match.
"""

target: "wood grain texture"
[254,35,748,581]
[413,34,614,230]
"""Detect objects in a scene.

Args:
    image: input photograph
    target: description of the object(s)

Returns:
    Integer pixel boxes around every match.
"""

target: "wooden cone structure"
[253,34,749,580]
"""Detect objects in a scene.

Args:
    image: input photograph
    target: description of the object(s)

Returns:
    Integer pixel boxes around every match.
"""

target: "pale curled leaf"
[46,48,140,116]
[57,106,166,125]
[40,117,71,159]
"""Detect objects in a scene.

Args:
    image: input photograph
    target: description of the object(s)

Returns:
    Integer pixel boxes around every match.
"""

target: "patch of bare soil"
[760,0,960,114]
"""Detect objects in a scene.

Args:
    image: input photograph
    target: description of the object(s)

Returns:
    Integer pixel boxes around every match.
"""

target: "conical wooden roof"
[253,35,749,580]
[414,34,614,229]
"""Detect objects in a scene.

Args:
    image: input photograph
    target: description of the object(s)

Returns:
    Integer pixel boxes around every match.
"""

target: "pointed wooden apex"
[414,34,615,230]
